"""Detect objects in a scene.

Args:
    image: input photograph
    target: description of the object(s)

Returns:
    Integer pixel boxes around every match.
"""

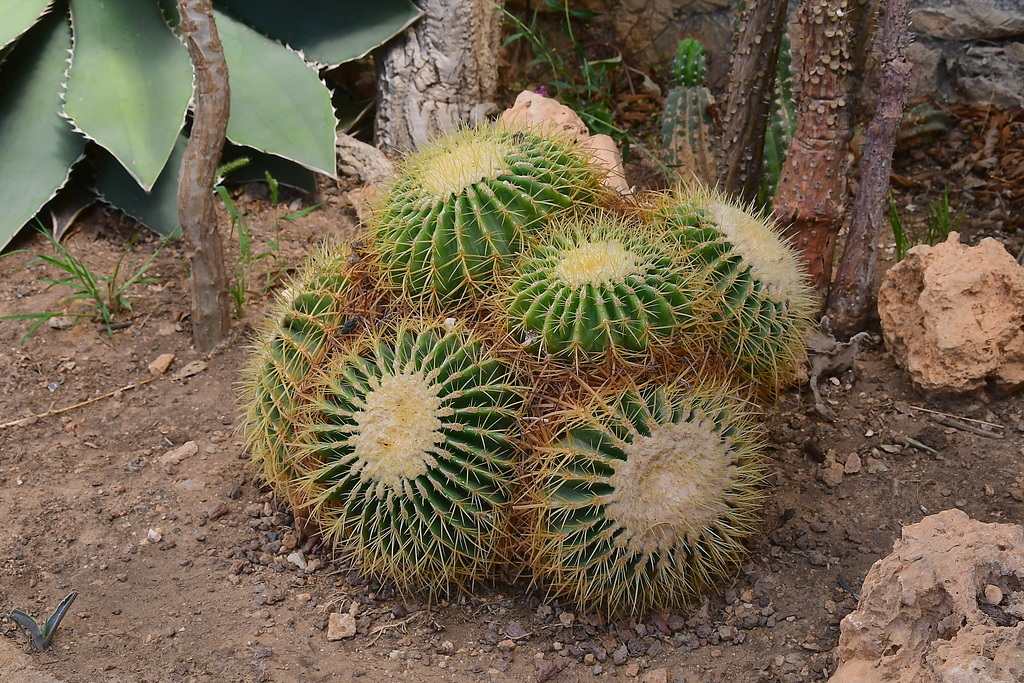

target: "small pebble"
[984,584,1003,605]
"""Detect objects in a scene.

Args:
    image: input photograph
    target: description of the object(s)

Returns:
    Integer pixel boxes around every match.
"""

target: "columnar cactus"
[291,320,524,592]
[526,380,767,615]
[502,210,703,360]
[659,39,715,185]
[370,124,605,308]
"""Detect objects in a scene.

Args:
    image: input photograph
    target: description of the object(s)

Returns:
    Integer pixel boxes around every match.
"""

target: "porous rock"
[501,90,629,193]
[828,509,1024,683]
[877,232,1024,394]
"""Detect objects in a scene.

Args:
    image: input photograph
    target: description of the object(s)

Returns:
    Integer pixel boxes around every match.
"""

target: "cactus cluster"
[240,120,814,615]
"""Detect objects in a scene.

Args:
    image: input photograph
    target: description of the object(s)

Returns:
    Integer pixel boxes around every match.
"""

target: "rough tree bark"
[772,0,856,301]
[374,0,503,154]
[177,0,232,353]
[825,0,912,339]
[716,0,790,205]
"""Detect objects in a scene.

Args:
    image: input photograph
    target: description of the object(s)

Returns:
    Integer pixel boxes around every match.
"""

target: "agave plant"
[0,0,421,251]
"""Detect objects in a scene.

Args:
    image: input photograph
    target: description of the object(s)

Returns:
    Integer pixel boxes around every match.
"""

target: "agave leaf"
[214,0,421,67]
[0,0,54,51]
[41,591,78,649]
[96,132,317,237]
[64,0,192,191]
[95,133,187,238]
[0,9,84,252]
[214,9,337,177]
[9,609,45,650]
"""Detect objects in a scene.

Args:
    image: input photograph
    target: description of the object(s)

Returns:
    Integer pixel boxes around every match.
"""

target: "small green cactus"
[502,210,703,360]
[660,39,716,185]
[672,38,707,87]
[370,123,605,308]
[655,186,814,391]
[292,319,524,592]
[526,379,767,616]
[760,30,796,204]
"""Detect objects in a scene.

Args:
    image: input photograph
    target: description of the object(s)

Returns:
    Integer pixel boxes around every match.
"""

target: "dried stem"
[177,0,232,352]
[772,0,856,301]
[717,0,790,204]
[825,0,912,338]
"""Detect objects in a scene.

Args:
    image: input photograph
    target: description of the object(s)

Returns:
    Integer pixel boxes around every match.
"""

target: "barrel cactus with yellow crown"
[526,379,767,615]
[369,124,607,308]
[502,210,705,361]
[653,185,815,392]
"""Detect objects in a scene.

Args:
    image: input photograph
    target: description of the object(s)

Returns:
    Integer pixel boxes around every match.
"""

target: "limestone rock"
[501,90,629,193]
[951,42,1024,109]
[877,232,1024,394]
[828,509,1024,683]
[911,0,1024,41]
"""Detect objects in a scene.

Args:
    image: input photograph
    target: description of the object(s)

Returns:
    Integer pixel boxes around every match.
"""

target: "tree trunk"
[716,0,790,205]
[772,0,856,302]
[177,0,232,352]
[825,0,912,339]
[374,0,502,154]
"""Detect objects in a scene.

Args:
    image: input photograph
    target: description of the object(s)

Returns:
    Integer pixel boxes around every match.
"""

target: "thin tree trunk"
[825,0,912,338]
[772,0,856,301]
[717,0,790,205]
[177,0,231,352]
[374,0,502,154]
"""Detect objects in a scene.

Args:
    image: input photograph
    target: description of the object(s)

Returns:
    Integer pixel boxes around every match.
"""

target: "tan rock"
[147,353,175,375]
[844,452,862,475]
[878,232,1024,394]
[327,612,357,640]
[828,509,1024,683]
[501,90,629,193]
[821,463,845,487]
[159,441,198,466]
[641,669,668,683]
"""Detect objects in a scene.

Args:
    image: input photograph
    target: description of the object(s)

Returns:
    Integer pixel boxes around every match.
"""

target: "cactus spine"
[503,210,703,360]
[293,320,524,592]
[656,186,814,391]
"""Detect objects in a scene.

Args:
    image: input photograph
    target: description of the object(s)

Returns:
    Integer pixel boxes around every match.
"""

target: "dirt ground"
[1,105,1023,683]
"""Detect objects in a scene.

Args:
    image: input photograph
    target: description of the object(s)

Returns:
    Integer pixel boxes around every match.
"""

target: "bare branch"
[176,0,232,352]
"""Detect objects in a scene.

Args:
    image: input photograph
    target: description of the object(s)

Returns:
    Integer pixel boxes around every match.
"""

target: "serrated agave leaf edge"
[216,15,339,179]
[0,0,56,52]
[57,2,193,193]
